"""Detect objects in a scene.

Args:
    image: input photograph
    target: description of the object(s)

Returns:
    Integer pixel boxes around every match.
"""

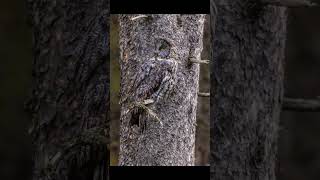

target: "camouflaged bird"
[121,39,178,132]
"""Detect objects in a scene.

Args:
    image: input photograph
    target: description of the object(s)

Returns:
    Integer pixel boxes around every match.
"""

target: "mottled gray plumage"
[129,58,177,103]
[126,55,178,132]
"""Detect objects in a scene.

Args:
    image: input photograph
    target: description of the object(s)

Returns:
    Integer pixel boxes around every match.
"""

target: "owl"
[121,39,177,105]
[119,38,178,132]
[122,39,178,132]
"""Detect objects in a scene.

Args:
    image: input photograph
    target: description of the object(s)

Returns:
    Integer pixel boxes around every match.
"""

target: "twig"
[282,97,320,112]
[143,99,154,105]
[125,99,162,125]
[261,0,317,7]
[131,15,148,21]
[195,91,320,111]
[189,58,209,64]
[198,92,210,97]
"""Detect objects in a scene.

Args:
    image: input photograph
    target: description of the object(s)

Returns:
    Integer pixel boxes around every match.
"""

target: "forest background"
[0,2,320,179]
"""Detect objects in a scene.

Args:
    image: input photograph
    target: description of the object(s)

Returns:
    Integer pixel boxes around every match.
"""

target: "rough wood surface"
[210,1,287,179]
[26,0,110,179]
[118,14,205,166]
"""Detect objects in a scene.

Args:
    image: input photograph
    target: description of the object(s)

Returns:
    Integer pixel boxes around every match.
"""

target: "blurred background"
[110,14,210,166]
[278,6,320,180]
[0,1,33,180]
[0,1,319,179]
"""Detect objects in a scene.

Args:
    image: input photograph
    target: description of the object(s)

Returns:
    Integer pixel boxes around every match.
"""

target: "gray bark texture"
[118,14,205,166]
[210,0,287,179]
[25,0,110,179]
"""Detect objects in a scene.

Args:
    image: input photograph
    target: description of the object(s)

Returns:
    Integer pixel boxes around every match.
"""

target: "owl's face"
[155,39,171,59]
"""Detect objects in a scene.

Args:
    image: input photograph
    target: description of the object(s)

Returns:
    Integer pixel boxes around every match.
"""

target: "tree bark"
[26,0,109,179]
[210,1,287,179]
[118,14,205,166]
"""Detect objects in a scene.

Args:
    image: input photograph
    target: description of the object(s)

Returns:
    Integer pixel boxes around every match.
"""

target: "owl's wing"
[123,59,177,104]
[119,61,155,104]
[131,62,155,92]
[133,63,163,101]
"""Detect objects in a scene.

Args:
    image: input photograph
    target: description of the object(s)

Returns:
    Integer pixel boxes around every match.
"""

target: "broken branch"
[131,15,148,21]
[189,58,209,64]
[198,92,210,97]
[282,97,320,112]
[261,0,317,7]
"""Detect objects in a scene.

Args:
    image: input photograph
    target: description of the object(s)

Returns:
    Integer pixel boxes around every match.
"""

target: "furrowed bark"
[210,1,287,179]
[26,0,110,179]
[119,14,205,166]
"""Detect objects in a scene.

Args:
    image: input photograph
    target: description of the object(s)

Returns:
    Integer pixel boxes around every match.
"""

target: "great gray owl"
[122,39,178,132]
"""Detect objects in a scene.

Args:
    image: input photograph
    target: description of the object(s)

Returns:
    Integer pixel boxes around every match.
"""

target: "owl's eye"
[158,44,165,50]
[155,40,171,59]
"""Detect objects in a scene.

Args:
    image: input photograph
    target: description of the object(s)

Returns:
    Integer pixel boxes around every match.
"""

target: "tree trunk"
[210,1,287,179]
[118,14,205,166]
[26,0,110,179]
